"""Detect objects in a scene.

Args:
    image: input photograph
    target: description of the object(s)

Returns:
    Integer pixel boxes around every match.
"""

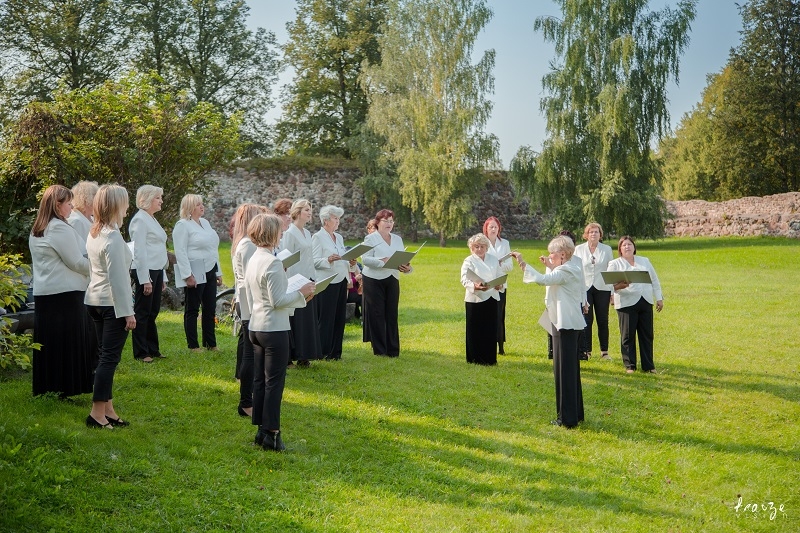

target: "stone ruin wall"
[204,165,800,240]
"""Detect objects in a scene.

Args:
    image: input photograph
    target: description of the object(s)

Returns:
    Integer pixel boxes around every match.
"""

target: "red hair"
[375,209,394,223]
[482,216,502,237]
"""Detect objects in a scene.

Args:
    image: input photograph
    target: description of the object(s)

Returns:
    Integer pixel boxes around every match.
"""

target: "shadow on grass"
[397,306,463,325]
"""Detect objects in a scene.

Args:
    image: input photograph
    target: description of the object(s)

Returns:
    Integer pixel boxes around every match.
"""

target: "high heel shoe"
[86,415,113,429]
[261,430,285,451]
[105,416,129,427]
[238,406,251,418]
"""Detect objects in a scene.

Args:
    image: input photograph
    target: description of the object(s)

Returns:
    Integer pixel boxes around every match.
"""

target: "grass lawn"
[1,237,797,532]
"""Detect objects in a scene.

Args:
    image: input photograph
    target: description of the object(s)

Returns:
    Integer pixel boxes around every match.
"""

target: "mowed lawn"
[0,237,797,532]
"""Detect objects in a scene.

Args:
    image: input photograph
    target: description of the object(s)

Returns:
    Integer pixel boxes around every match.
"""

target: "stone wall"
[205,166,544,241]
[665,192,800,238]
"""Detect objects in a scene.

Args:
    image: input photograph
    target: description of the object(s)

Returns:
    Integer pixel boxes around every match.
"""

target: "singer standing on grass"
[460,234,504,365]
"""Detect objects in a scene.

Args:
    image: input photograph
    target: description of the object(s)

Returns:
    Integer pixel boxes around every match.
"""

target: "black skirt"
[32,291,95,397]
[289,297,322,361]
[465,298,498,365]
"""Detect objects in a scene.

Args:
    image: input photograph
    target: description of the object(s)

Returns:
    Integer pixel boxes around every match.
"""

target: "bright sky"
[246,1,743,169]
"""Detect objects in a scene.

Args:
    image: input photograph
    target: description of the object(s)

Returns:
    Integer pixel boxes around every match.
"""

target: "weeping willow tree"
[362,0,499,246]
[511,0,696,238]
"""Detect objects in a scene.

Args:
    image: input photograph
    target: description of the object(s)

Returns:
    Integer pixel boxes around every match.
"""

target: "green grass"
[1,237,798,532]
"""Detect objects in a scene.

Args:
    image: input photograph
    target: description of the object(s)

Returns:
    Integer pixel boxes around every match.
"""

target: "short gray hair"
[319,205,344,224]
[548,235,575,260]
[136,185,164,210]
[468,233,491,249]
[71,181,99,211]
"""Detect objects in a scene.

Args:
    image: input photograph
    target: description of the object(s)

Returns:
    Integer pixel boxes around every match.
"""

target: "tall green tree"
[130,0,184,78]
[0,73,242,256]
[513,0,696,238]
[278,0,388,157]
[363,0,498,246]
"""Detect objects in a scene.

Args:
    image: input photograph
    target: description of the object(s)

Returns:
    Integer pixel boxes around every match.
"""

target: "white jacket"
[280,223,316,279]
[608,256,663,309]
[66,211,91,254]
[362,231,410,280]
[173,217,221,288]
[232,237,258,321]
[129,209,168,284]
[312,229,349,284]
[461,253,502,303]
[84,226,135,318]
[245,247,307,332]
[29,218,90,296]
[523,259,585,331]
[574,241,613,291]
[486,236,513,292]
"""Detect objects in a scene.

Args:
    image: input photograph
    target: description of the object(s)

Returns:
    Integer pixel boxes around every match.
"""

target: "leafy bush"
[0,254,37,370]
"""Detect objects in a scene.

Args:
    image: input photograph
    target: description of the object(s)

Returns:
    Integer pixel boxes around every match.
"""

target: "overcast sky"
[245,1,743,168]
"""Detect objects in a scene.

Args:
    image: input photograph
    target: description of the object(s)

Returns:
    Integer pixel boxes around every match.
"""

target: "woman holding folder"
[607,236,663,374]
[361,209,411,357]
[461,234,504,365]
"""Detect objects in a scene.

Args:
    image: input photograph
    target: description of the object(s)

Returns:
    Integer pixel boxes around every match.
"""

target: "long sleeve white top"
[245,247,307,332]
[129,209,168,284]
[172,217,221,287]
[29,218,91,296]
[486,236,513,292]
[311,229,349,284]
[66,211,91,254]
[461,253,502,303]
[574,241,613,291]
[280,223,316,279]
[84,226,135,318]
[361,231,410,280]
[522,259,585,331]
[232,237,258,321]
[608,255,663,309]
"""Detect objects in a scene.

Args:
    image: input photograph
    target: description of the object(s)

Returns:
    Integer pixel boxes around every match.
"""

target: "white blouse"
[129,209,168,284]
[574,241,613,291]
[461,253,502,303]
[312,229,349,284]
[280,223,316,279]
[486,236,513,292]
[361,231,410,280]
[29,218,90,296]
[85,226,135,318]
[232,237,258,321]
[66,211,92,254]
[608,256,663,309]
[523,260,586,331]
[245,247,307,332]
[173,217,221,288]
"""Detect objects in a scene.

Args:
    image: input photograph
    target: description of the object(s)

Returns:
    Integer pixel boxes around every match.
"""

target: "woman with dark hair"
[361,209,411,357]
[482,216,513,354]
[29,185,94,398]
[245,214,315,451]
[129,185,168,362]
[85,184,135,429]
[608,236,664,374]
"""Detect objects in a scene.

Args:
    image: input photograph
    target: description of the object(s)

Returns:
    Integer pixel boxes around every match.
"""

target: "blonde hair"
[179,194,203,219]
[71,181,99,211]
[290,199,311,221]
[548,235,575,260]
[230,203,267,255]
[136,185,164,210]
[247,213,282,248]
[467,233,491,249]
[31,185,72,238]
[90,184,129,238]
[582,222,604,240]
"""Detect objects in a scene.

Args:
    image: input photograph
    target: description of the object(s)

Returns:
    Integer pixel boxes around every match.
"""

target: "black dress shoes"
[261,430,285,452]
[105,416,129,427]
[86,415,113,429]
[254,428,268,446]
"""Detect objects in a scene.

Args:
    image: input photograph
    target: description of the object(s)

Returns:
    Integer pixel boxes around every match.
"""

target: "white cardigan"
[311,229,349,284]
[608,256,663,309]
[84,226,135,318]
[232,237,258,321]
[523,259,585,331]
[66,211,92,254]
[173,217,221,288]
[280,223,316,279]
[245,247,307,332]
[486,236,513,292]
[129,209,168,284]
[574,241,613,291]
[361,231,410,280]
[29,218,90,296]
[461,253,502,303]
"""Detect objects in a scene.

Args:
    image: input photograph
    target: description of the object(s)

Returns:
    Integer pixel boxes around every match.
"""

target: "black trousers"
[497,290,507,351]
[250,330,290,431]
[466,298,498,365]
[131,268,164,359]
[317,279,348,359]
[87,305,129,402]
[617,296,655,371]
[362,275,400,356]
[238,319,254,409]
[582,287,610,353]
[184,265,218,349]
[552,328,584,427]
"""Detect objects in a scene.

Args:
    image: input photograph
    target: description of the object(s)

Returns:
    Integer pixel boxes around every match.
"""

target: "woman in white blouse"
[312,205,355,360]
[66,180,99,251]
[482,216,513,354]
[460,233,504,365]
[245,214,314,451]
[513,236,586,428]
[85,184,135,429]
[573,222,614,360]
[281,199,322,366]
[129,185,168,362]
[608,236,663,374]
[230,203,266,418]
[361,209,412,357]
[173,194,222,351]
[29,185,94,398]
